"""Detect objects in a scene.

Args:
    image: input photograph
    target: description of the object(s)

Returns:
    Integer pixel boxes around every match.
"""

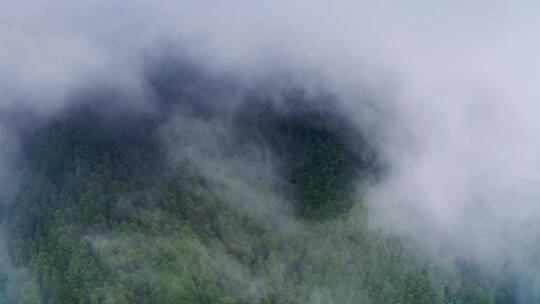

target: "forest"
[0,67,529,303]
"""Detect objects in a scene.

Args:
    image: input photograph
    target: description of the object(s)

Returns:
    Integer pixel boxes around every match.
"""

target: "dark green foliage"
[275,111,360,218]
[233,93,375,219]
[5,103,501,304]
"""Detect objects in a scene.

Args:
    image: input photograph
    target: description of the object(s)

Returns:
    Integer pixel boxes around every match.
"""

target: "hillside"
[2,85,506,303]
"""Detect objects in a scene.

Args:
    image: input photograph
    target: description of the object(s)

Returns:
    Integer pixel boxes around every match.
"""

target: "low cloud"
[2,0,540,294]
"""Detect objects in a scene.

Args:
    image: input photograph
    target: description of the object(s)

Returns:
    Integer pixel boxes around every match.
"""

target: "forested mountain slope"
[1,76,515,303]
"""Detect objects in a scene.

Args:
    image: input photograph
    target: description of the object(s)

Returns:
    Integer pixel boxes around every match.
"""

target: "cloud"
[2,0,540,280]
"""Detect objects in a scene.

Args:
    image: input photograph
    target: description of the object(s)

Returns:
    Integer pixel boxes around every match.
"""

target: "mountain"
[2,67,514,304]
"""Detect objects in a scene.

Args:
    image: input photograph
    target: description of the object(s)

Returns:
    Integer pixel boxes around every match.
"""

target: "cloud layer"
[2,0,540,271]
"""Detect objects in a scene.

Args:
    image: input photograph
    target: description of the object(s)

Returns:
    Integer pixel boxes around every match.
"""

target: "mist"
[2,0,540,302]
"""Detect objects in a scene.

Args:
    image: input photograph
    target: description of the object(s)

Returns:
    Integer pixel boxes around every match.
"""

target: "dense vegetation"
[232,95,374,219]
[0,97,511,304]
